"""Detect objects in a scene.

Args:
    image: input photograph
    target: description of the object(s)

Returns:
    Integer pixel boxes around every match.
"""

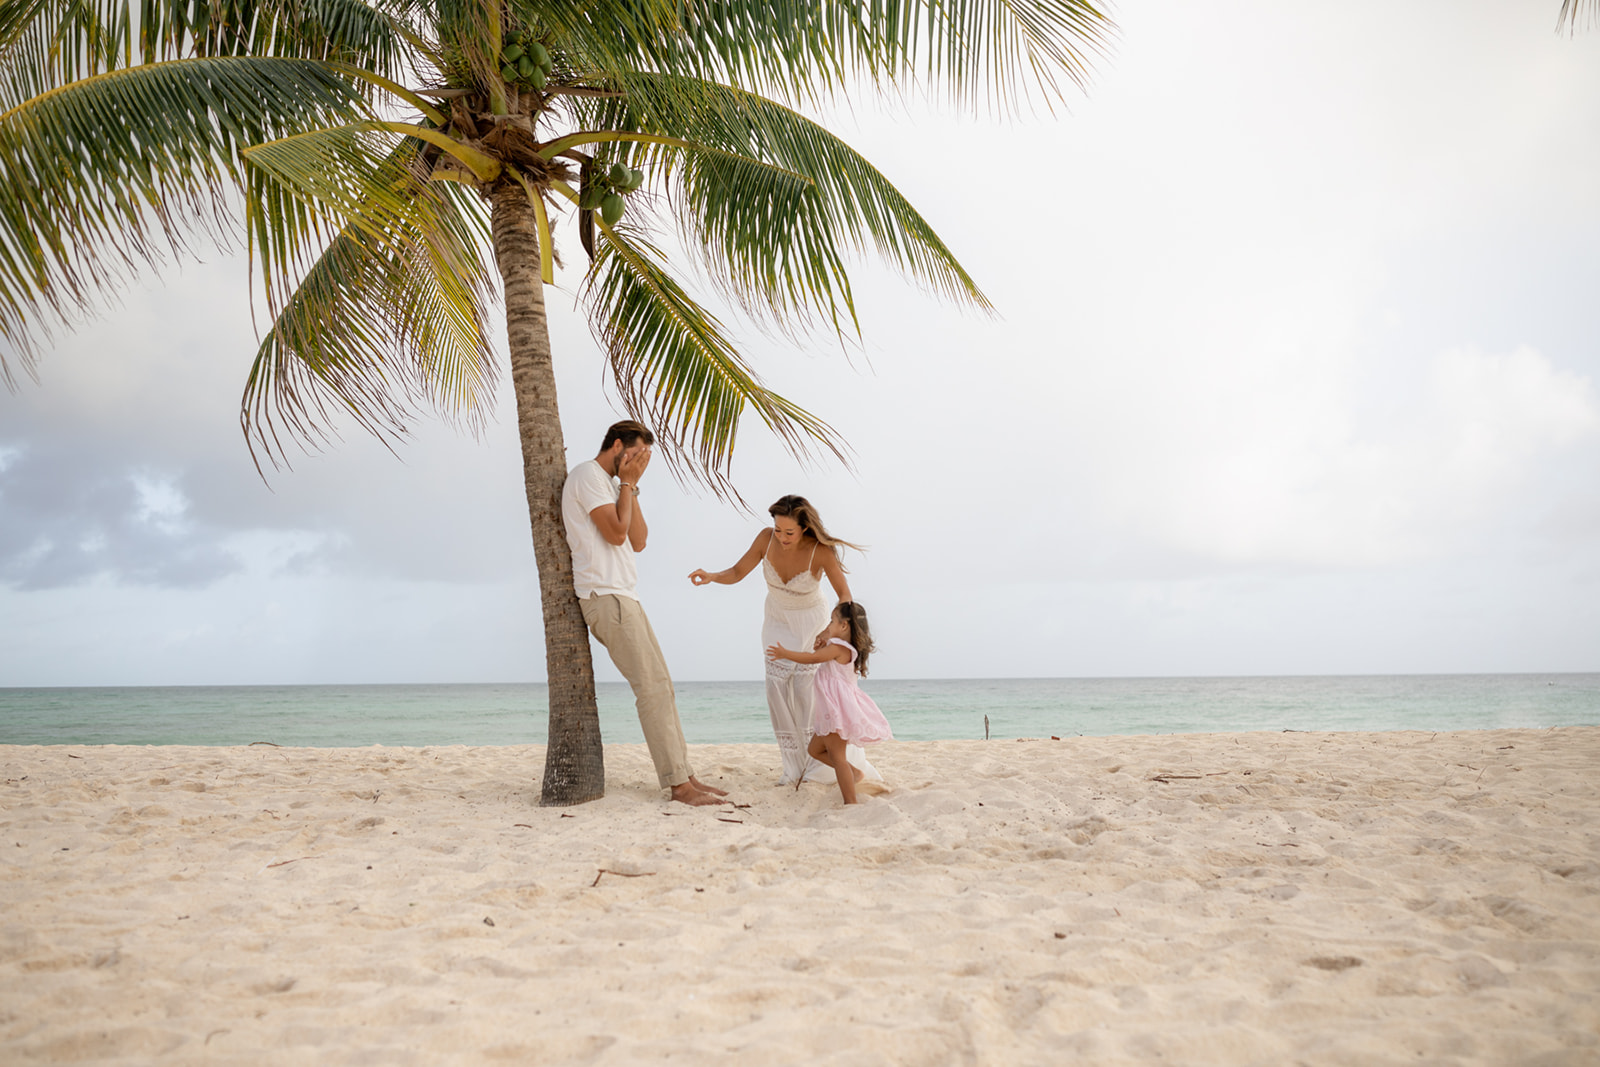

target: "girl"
[767,601,892,804]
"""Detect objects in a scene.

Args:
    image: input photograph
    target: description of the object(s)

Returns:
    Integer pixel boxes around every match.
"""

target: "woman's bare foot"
[670,783,722,806]
[689,776,728,797]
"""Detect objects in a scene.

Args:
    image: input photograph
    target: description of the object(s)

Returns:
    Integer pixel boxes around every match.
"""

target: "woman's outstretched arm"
[689,530,770,586]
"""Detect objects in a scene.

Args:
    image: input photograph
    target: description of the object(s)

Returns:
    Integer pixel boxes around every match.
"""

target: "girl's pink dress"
[811,639,894,744]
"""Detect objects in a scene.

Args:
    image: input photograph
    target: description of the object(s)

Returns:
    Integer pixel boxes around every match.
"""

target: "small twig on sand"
[266,857,313,869]
[248,741,281,748]
[1149,774,1203,783]
[592,868,655,887]
[717,817,744,824]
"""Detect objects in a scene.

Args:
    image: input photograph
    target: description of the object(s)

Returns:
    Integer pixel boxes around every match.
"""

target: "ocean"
[1,674,1596,748]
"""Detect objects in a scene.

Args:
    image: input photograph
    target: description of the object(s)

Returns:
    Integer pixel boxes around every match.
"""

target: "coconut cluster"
[580,162,644,224]
[499,35,552,90]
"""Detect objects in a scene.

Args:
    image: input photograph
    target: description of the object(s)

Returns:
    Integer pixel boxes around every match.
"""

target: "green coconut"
[608,162,629,186]
[501,43,524,62]
[600,192,625,225]
[528,42,550,67]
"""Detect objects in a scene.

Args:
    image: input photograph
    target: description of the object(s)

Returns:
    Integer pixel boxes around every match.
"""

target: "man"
[561,420,729,806]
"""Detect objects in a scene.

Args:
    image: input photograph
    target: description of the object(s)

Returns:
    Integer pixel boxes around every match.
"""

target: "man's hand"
[618,444,651,485]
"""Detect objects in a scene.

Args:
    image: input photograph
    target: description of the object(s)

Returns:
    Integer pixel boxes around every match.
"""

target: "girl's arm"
[817,544,853,604]
[767,641,852,665]
[689,530,770,587]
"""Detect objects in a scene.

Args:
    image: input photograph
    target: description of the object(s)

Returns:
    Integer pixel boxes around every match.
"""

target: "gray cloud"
[0,444,243,590]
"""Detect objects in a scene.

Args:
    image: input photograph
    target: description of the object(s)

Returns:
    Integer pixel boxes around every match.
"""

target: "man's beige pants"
[580,593,693,789]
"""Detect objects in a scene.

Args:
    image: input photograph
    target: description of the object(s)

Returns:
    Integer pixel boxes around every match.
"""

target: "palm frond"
[0,0,132,109]
[1557,0,1599,33]
[0,55,368,385]
[0,0,407,111]
[240,120,486,313]
[584,217,848,496]
[571,74,989,340]
[239,119,496,465]
[614,0,1114,113]
[242,178,497,469]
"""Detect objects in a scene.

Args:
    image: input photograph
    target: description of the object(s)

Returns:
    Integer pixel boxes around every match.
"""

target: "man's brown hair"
[601,420,655,451]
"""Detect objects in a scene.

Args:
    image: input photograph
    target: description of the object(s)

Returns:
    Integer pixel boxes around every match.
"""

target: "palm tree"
[0,0,1112,803]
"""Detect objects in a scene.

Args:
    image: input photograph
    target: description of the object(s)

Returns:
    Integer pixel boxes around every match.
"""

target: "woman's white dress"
[761,549,879,785]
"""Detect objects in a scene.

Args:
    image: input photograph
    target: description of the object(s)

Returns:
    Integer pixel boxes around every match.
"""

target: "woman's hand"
[688,569,716,586]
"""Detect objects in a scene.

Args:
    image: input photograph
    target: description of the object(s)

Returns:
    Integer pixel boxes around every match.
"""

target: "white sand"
[2,728,1597,1065]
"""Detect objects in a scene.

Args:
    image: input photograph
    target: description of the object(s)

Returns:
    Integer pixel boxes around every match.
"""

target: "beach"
[2,728,1597,1065]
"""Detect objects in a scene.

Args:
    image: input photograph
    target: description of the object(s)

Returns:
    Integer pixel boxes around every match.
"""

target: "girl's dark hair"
[768,495,864,555]
[834,601,874,676]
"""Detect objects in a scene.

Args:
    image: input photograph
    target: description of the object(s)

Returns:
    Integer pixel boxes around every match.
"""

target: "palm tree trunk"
[489,181,605,806]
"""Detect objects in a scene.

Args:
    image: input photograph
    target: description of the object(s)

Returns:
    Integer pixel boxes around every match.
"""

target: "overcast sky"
[2,0,1597,686]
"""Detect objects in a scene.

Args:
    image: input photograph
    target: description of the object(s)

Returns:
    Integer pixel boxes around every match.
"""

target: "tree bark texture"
[489,181,605,806]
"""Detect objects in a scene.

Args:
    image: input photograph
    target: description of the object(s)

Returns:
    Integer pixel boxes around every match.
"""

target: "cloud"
[1083,346,1599,570]
[0,445,244,590]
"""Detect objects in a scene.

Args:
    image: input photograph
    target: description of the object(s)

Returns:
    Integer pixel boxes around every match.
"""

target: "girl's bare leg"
[820,733,857,804]
[809,735,865,785]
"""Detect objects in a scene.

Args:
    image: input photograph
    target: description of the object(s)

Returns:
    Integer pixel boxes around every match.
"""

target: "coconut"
[600,192,625,225]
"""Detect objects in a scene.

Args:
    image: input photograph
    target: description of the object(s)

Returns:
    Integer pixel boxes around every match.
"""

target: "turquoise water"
[1,674,1595,747]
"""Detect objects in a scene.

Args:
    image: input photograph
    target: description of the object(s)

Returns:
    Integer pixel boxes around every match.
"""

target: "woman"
[689,496,879,786]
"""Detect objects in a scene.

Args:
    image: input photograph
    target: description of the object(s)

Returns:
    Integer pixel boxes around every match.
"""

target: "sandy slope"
[2,728,1597,1065]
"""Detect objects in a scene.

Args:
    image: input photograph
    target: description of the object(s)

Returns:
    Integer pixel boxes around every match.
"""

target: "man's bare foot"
[670,783,722,806]
[689,776,728,797]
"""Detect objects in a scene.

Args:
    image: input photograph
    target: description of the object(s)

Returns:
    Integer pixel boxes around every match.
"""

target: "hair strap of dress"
[807,543,818,571]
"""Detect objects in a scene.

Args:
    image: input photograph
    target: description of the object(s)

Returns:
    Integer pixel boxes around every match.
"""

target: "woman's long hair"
[768,495,864,555]
[836,601,874,676]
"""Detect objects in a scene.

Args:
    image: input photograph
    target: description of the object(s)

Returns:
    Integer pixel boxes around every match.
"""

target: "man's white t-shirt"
[562,458,639,600]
